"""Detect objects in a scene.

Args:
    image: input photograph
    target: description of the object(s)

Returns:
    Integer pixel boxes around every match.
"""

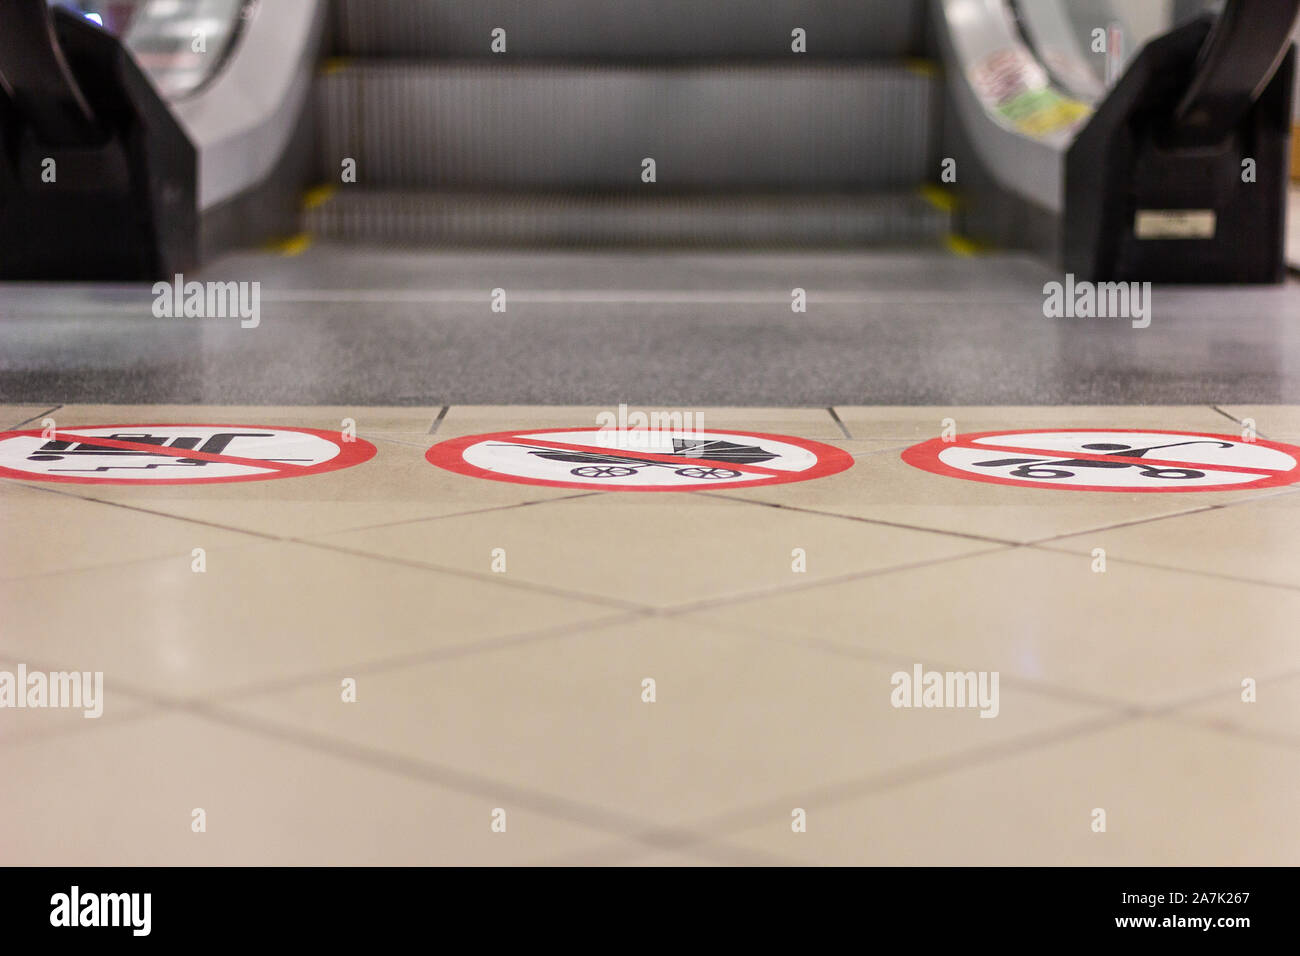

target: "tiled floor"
[2,404,1298,865]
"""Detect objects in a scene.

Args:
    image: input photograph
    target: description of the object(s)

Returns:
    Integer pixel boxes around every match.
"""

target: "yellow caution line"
[302,184,337,211]
[943,233,986,257]
[919,184,959,213]
[905,58,938,77]
[321,57,351,76]
[265,233,314,257]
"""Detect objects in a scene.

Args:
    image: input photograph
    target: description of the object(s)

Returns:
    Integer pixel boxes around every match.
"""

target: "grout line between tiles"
[428,405,450,434]
[650,712,1136,854]
[1161,716,1300,752]
[698,491,1022,546]
[705,619,1144,714]
[365,434,435,449]
[178,700,780,860]
[0,705,164,752]
[692,603,1300,732]
[295,491,603,537]
[1022,505,1222,547]
[827,407,852,439]
[293,538,651,613]
[0,538,270,585]
[1210,404,1268,438]
[0,482,645,612]
[653,544,1013,618]
[200,610,643,704]
[1148,664,1300,717]
[0,611,641,711]
[1028,544,1300,596]
[1025,482,1300,550]
[5,480,286,541]
[5,404,61,431]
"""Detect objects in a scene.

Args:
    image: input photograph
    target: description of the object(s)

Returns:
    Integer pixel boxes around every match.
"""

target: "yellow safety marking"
[266,233,314,257]
[943,233,986,257]
[302,184,338,210]
[919,184,959,212]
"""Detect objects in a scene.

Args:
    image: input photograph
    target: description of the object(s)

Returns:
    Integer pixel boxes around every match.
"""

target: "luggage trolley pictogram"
[23,431,292,472]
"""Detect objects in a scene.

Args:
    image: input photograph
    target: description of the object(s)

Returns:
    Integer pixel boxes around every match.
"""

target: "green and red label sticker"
[0,425,375,484]
[902,429,1300,492]
[427,427,854,491]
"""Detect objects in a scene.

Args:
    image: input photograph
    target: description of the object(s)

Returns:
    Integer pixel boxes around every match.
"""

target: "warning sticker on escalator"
[901,429,1300,492]
[0,424,376,484]
[426,428,854,491]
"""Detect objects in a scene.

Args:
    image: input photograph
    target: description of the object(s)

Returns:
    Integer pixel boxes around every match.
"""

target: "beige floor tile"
[0,480,259,580]
[711,438,1270,544]
[0,711,617,865]
[438,405,845,440]
[0,655,154,747]
[311,492,997,609]
[1173,671,1300,744]
[1045,492,1300,589]
[690,547,1300,707]
[221,618,1108,830]
[7,432,585,539]
[831,405,1238,441]
[0,540,616,700]
[717,718,1300,865]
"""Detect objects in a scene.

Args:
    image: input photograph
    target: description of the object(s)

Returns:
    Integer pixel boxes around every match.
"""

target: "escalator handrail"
[0,0,101,147]
[1173,0,1300,144]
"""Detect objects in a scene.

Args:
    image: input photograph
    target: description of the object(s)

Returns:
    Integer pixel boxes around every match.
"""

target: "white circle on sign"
[0,424,375,484]
[427,428,855,491]
[901,429,1300,492]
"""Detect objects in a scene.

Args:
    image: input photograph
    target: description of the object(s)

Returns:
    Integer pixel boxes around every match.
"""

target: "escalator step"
[317,61,936,190]
[302,190,949,247]
[330,0,926,59]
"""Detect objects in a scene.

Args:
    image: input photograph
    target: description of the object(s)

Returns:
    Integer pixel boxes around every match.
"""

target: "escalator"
[0,0,1296,280]
[307,0,942,247]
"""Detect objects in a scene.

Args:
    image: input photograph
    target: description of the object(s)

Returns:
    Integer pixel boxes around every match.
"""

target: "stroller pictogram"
[504,438,778,481]
[25,432,298,472]
[972,440,1235,481]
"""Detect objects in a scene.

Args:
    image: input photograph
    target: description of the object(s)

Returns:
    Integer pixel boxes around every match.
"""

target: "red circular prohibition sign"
[427,427,855,492]
[0,424,377,485]
[901,428,1300,493]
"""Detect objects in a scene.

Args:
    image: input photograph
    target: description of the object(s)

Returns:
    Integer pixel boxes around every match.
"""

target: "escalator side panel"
[0,0,100,147]
[1065,20,1295,284]
[0,9,196,281]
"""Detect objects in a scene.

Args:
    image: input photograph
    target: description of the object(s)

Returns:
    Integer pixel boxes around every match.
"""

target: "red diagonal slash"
[35,431,314,472]
[503,434,793,477]
[959,439,1290,477]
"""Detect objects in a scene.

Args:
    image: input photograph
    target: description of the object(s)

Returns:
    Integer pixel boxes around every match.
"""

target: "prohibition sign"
[0,424,376,485]
[427,427,854,491]
[901,429,1300,493]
